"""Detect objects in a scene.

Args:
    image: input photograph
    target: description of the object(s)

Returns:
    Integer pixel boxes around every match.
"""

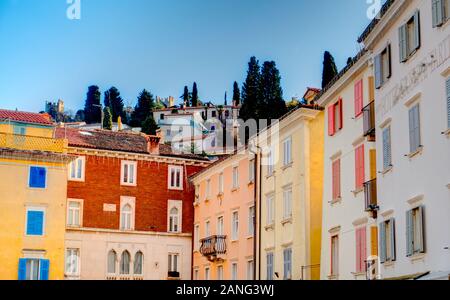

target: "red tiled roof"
[0,109,53,125]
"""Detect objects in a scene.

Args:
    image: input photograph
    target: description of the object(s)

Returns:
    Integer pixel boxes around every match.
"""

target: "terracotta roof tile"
[0,109,53,125]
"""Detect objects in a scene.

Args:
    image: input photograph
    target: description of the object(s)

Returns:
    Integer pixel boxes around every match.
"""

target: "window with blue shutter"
[26,210,44,236]
[40,259,50,280]
[266,253,274,280]
[18,259,27,280]
[29,167,47,189]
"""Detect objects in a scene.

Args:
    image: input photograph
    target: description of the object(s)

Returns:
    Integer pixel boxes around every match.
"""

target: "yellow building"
[0,109,73,280]
[255,95,324,280]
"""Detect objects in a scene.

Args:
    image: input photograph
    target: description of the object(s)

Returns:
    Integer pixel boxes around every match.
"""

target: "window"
[266,253,274,280]
[121,161,137,186]
[134,251,143,275]
[169,207,180,233]
[328,99,343,136]
[283,248,292,280]
[168,253,179,273]
[399,11,421,63]
[69,156,85,181]
[354,79,364,117]
[65,248,80,276]
[248,206,255,236]
[248,160,255,183]
[29,166,47,189]
[166,129,171,137]
[13,125,26,135]
[247,260,254,280]
[217,266,224,280]
[232,166,239,189]
[332,159,341,201]
[374,45,392,89]
[26,207,45,236]
[67,200,82,227]
[231,263,238,280]
[232,211,239,240]
[205,220,211,237]
[218,173,224,194]
[120,202,133,231]
[212,111,217,118]
[217,216,224,236]
[408,104,422,153]
[355,227,367,273]
[267,149,274,176]
[168,165,183,190]
[205,267,210,280]
[266,195,275,225]
[283,137,292,166]
[432,0,449,27]
[194,225,200,251]
[355,144,365,190]
[283,187,293,220]
[447,77,450,129]
[107,250,117,274]
[120,251,131,275]
[206,179,211,200]
[379,219,396,263]
[330,235,339,276]
[160,114,165,120]
[382,126,392,170]
[407,206,426,256]
[18,258,49,281]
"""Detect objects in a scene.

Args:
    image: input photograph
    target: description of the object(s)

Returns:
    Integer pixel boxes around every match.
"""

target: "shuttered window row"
[399,10,421,63]
[432,0,449,27]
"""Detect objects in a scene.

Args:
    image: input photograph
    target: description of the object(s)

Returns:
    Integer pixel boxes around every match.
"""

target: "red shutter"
[355,80,363,117]
[361,227,367,272]
[338,98,343,130]
[328,105,335,136]
[355,145,365,189]
[332,159,341,200]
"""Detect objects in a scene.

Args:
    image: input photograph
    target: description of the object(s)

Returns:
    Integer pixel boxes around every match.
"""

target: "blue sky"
[0,0,374,113]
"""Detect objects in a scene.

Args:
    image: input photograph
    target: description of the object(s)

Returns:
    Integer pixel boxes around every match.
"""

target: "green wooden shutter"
[379,222,386,263]
[406,210,414,257]
[446,77,450,129]
[414,10,421,51]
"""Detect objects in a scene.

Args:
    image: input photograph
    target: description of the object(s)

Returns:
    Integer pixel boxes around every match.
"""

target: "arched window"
[121,204,132,230]
[134,251,143,275]
[169,207,179,233]
[107,250,117,274]
[120,251,131,275]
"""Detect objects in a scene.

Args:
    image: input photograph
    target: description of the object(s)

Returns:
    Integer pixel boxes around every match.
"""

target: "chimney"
[146,135,161,155]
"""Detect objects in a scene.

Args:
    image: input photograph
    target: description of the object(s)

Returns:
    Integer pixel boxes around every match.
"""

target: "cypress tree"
[181,86,190,107]
[260,61,287,122]
[232,81,241,106]
[103,107,113,130]
[84,85,102,124]
[322,51,338,89]
[104,87,126,123]
[240,56,261,121]
[191,82,199,107]
[130,89,155,127]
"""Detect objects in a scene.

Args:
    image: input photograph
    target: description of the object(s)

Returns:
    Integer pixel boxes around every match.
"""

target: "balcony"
[168,271,180,280]
[364,179,379,216]
[0,133,67,153]
[363,101,376,141]
[199,235,227,262]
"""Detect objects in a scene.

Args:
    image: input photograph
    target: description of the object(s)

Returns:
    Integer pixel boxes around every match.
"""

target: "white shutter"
[406,211,414,257]
[374,54,382,89]
[399,25,407,63]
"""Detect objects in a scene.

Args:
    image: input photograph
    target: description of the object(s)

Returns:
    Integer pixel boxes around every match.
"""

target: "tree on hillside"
[240,56,261,122]
[103,107,113,130]
[232,81,241,106]
[181,86,190,107]
[191,82,199,107]
[260,61,287,122]
[84,85,102,124]
[141,115,159,135]
[104,87,126,123]
[130,89,155,127]
[321,51,338,89]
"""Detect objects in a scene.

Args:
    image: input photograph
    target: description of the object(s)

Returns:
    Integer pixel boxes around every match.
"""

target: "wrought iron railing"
[199,235,227,258]
[363,101,376,139]
[300,264,321,280]
[0,133,67,153]
[364,179,378,211]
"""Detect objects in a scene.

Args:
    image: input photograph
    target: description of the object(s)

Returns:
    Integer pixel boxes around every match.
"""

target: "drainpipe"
[250,145,262,280]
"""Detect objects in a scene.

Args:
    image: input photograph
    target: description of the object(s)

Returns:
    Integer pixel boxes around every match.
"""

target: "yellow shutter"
[371,226,378,256]
[368,76,375,102]
[370,149,377,180]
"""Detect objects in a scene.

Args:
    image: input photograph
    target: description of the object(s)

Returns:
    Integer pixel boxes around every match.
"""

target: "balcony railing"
[0,133,67,153]
[364,179,378,212]
[199,235,227,261]
[363,101,376,140]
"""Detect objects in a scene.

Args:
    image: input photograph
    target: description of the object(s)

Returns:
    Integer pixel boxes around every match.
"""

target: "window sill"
[231,188,239,193]
[248,181,255,187]
[351,271,366,278]
[409,252,426,263]
[327,274,338,280]
[406,146,424,159]
[281,218,292,225]
[204,198,211,203]
[281,163,293,171]
[68,178,85,183]
[67,225,82,229]
[266,172,275,179]
[352,188,364,196]
[230,239,239,244]
[168,187,184,191]
[443,128,450,137]
[65,274,81,280]
[330,198,342,205]
[382,260,395,267]
[265,224,275,231]
[120,183,137,187]
[381,165,393,175]
[217,192,224,198]
[246,235,254,240]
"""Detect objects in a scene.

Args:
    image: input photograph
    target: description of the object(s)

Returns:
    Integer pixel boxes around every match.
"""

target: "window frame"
[231,211,239,241]
[119,197,135,231]
[28,166,48,189]
[231,263,238,280]
[68,156,86,182]
[283,186,293,220]
[120,160,137,186]
[65,248,80,276]
[67,199,83,228]
[168,200,182,233]
[25,206,46,237]
[168,253,179,273]
[408,103,422,154]
[330,235,339,277]
[168,165,184,190]
[232,166,239,190]
[248,206,255,236]
[283,248,292,280]
[283,137,292,166]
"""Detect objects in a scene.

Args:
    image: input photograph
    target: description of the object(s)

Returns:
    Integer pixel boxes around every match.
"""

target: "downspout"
[253,150,258,280]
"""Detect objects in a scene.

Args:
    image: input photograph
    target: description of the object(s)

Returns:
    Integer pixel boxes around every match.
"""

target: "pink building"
[190,152,256,280]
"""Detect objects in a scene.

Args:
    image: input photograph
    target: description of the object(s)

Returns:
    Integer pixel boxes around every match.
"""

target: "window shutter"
[355,145,365,189]
[433,0,444,27]
[414,105,421,149]
[418,206,426,253]
[370,149,377,180]
[414,10,421,51]
[446,77,450,129]
[386,44,392,78]
[379,222,386,263]
[40,259,50,280]
[368,76,375,101]
[409,108,416,153]
[354,80,363,117]
[355,228,362,273]
[27,211,43,236]
[371,227,378,256]
[399,25,407,63]
[328,105,335,136]
[338,98,343,130]
[383,128,391,169]
[390,218,396,261]
[374,54,382,89]
[18,259,27,280]
[406,210,414,257]
[361,227,367,272]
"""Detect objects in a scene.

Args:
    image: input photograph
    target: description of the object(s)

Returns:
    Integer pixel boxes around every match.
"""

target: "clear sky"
[0,0,374,114]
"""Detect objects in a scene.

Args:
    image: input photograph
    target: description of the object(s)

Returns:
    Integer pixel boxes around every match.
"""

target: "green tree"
[239,56,261,121]
[260,61,287,121]
[103,107,113,130]
[321,51,338,89]
[141,115,159,135]
[104,87,126,123]
[232,81,241,106]
[191,82,199,107]
[181,86,190,107]
[130,89,155,127]
[84,85,102,124]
